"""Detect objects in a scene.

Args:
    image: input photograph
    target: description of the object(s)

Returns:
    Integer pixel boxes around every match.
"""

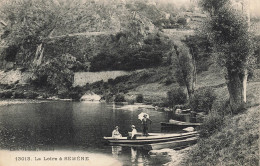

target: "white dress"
[131,129,137,138]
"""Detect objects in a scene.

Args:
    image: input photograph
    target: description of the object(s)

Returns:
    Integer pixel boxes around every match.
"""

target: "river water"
[0,101,173,166]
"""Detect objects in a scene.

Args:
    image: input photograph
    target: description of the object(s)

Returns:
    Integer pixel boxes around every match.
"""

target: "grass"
[177,66,260,166]
[181,106,259,166]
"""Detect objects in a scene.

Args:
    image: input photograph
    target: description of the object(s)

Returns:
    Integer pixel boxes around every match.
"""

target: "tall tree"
[199,0,255,113]
[173,42,196,103]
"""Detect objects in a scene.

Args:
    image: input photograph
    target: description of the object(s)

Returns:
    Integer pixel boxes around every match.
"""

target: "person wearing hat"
[131,125,137,139]
[112,126,122,138]
[142,114,152,136]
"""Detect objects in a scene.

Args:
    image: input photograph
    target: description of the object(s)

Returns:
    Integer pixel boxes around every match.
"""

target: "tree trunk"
[242,69,248,102]
[226,71,245,113]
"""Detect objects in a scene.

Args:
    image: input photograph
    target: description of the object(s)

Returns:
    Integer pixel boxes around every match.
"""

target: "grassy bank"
[177,69,260,166]
[181,105,259,166]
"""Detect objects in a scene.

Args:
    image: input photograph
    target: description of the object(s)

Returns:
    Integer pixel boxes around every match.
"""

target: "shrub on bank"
[182,106,259,166]
[191,87,217,114]
[136,94,144,103]
[114,94,126,102]
[167,87,187,108]
[0,90,13,98]
[12,91,25,99]
[199,110,225,138]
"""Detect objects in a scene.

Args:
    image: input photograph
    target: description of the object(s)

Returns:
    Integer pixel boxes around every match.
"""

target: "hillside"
[0,1,259,165]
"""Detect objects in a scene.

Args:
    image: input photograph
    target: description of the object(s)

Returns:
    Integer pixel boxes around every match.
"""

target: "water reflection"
[0,101,75,149]
[110,146,169,166]
[112,146,122,158]
[131,147,137,163]
[0,101,170,165]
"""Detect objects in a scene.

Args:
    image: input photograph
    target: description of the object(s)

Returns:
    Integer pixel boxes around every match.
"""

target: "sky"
[249,0,260,17]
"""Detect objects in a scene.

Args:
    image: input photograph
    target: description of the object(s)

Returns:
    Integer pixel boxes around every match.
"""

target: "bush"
[136,94,144,103]
[177,17,187,26]
[164,77,175,85]
[104,93,114,103]
[12,91,25,99]
[199,111,225,138]
[182,107,259,166]
[167,87,187,108]
[114,94,126,102]
[191,87,217,114]
[0,90,13,98]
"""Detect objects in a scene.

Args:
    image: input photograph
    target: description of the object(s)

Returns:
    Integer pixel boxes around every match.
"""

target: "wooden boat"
[161,119,201,131]
[103,131,198,145]
[143,136,198,150]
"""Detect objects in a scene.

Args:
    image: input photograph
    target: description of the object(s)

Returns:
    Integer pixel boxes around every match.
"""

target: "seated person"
[112,126,122,138]
[131,125,137,139]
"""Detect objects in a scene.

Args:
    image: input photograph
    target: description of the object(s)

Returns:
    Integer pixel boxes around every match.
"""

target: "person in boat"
[131,125,137,139]
[112,126,122,138]
[142,114,152,136]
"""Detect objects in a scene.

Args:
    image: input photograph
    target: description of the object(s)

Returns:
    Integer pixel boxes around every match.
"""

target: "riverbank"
[0,99,47,106]
[179,105,259,166]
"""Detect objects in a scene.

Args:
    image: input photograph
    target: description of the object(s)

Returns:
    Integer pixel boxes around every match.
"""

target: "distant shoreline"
[0,99,65,106]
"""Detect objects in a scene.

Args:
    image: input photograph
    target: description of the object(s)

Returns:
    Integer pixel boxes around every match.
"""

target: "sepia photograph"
[0,0,259,165]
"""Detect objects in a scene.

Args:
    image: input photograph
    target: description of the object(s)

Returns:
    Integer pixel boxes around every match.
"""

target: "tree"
[173,43,196,102]
[199,0,255,113]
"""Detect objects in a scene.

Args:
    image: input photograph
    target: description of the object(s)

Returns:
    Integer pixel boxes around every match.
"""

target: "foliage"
[173,43,196,102]
[31,54,74,91]
[199,0,230,15]
[0,0,63,65]
[0,0,165,68]
[174,45,194,86]
[253,36,260,67]
[167,87,187,108]
[199,0,255,113]
[183,34,213,72]
[0,90,13,98]
[114,94,126,102]
[3,45,19,62]
[210,8,254,73]
[136,94,144,103]
[199,110,225,138]
[177,17,187,26]
[164,77,175,85]
[90,33,170,71]
[182,106,259,166]
[191,87,217,114]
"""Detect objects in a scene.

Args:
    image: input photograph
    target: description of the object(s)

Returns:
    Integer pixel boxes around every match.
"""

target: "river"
[0,100,173,166]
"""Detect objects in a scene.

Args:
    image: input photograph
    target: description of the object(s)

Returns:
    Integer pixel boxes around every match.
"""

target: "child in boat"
[131,125,137,139]
[112,126,122,138]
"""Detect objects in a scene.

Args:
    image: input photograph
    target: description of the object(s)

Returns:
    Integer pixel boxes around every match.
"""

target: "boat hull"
[104,132,198,145]
[161,121,201,131]
[144,136,198,150]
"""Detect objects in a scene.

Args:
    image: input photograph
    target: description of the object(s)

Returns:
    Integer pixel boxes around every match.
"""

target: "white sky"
[249,0,260,17]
